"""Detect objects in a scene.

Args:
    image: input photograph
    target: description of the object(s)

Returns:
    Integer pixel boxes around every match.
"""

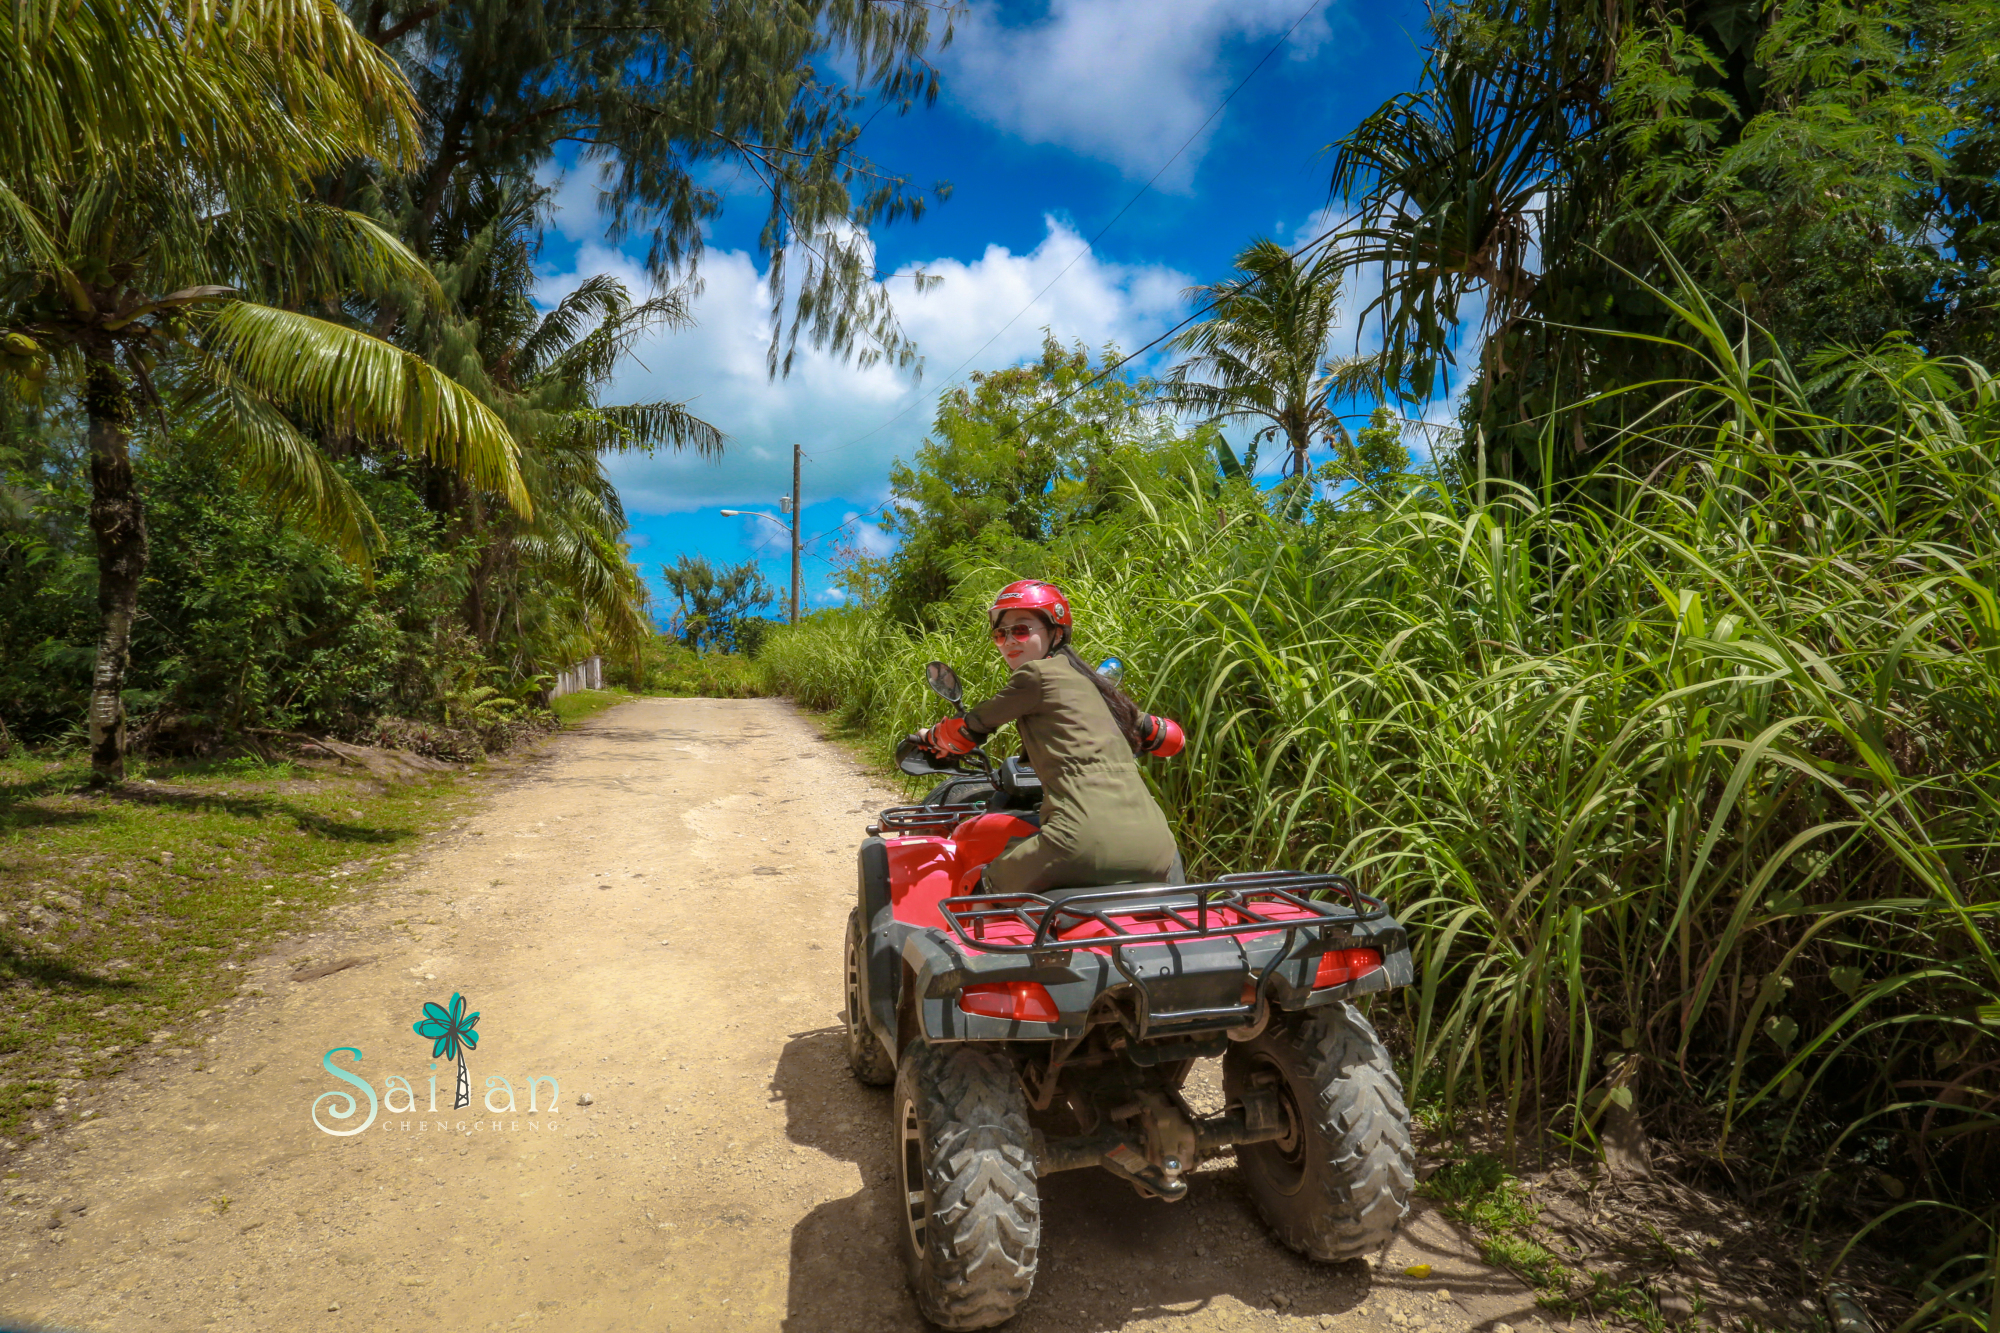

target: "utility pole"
[722,452,802,627]
[788,443,802,624]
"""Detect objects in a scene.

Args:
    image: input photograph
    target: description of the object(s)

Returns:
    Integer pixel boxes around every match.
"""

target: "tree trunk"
[461,487,499,645]
[455,1051,471,1110]
[84,359,147,786]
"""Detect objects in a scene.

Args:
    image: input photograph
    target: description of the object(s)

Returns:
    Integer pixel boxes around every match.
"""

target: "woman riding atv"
[917,580,1185,896]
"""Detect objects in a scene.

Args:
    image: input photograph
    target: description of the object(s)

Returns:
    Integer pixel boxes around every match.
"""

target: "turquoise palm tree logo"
[413,992,480,1110]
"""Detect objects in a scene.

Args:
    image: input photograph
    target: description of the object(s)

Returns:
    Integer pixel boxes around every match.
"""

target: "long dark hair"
[1054,643,1144,751]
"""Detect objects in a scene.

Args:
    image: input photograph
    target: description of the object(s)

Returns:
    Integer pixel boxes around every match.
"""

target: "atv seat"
[1038,881,1189,908]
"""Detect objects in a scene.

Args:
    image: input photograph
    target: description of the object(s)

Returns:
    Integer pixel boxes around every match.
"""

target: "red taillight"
[958,981,1061,1022]
[1314,948,1383,989]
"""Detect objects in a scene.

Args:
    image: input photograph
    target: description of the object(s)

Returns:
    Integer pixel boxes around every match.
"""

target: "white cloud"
[535,217,1190,514]
[536,159,619,245]
[945,0,1334,188]
[849,515,898,559]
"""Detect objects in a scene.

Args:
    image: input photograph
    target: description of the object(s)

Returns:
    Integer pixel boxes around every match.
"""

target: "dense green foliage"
[0,416,495,749]
[1332,0,2000,486]
[660,554,777,653]
[376,186,701,682]
[3,0,527,780]
[610,636,773,699]
[766,309,2000,1326]
[857,334,1201,624]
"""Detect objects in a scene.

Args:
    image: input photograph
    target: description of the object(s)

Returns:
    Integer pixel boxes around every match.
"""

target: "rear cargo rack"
[874,802,985,837]
[938,870,1388,955]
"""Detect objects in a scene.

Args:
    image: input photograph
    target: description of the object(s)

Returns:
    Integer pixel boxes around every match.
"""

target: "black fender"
[858,836,891,923]
[857,837,900,1049]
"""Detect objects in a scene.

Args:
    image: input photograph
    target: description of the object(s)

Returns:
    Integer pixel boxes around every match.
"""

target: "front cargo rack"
[873,802,986,837]
[938,870,1389,955]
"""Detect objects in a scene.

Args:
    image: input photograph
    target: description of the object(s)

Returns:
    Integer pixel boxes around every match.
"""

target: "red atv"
[843,661,1417,1330]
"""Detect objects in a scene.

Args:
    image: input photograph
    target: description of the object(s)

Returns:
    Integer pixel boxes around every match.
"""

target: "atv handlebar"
[899,659,1004,781]
[895,732,997,779]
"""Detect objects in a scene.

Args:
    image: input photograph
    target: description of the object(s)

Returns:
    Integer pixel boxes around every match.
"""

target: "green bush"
[1,431,479,749]
[619,635,772,698]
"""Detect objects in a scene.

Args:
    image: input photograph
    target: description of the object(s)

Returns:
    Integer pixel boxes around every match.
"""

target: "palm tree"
[1325,50,1555,408]
[1163,239,1383,484]
[385,181,723,676]
[2,0,527,783]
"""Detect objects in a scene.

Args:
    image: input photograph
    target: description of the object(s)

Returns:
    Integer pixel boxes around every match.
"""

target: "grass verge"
[550,687,640,724]
[1425,1153,1679,1332]
[0,751,479,1145]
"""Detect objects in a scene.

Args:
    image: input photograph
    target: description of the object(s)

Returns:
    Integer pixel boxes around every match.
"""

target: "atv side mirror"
[924,660,963,706]
[1096,657,1125,684]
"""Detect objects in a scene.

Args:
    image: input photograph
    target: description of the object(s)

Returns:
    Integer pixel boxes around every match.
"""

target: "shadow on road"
[766,1027,1539,1332]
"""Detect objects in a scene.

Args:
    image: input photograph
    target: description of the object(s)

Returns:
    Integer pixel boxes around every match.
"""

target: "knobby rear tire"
[895,1041,1040,1329]
[843,908,896,1086]
[1223,1001,1415,1262]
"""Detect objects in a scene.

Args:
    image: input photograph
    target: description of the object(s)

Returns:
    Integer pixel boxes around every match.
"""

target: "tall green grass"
[606,637,774,698]
[762,318,2000,1325]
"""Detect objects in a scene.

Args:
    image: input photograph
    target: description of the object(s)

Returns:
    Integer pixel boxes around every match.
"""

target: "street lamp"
[720,506,797,624]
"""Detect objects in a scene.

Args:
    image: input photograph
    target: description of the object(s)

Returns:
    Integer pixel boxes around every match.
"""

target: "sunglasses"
[991,623,1043,642]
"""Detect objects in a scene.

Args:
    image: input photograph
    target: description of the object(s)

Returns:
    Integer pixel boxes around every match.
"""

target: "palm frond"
[1321,353,1391,405]
[2,0,417,186]
[1327,51,1560,399]
[199,301,529,515]
[0,179,62,270]
[583,402,724,457]
[514,275,633,383]
[530,284,701,393]
[183,383,382,562]
[209,204,442,311]
[1162,237,1360,468]
[510,526,652,648]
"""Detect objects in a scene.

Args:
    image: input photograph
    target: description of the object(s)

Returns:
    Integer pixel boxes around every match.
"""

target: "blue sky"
[530,0,1435,626]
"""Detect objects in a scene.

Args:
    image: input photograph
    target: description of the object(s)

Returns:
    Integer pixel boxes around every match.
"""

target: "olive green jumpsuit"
[964,655,1178,895]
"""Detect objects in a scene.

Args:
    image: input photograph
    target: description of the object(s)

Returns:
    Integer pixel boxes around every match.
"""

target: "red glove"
[922,716,978,756]
[1138,714,1185,758]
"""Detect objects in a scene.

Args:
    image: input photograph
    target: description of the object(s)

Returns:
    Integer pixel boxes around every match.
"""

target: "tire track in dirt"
[0,699,1549,1333]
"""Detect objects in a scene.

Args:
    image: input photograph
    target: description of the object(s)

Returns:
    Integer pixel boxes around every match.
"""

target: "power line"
[807,0,1329,462]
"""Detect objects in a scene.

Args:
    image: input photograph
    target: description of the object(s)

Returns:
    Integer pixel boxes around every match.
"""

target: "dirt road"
[1,698,1545,1333]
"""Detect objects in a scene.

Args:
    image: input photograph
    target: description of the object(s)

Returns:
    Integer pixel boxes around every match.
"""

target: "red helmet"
[988,580,1073,634]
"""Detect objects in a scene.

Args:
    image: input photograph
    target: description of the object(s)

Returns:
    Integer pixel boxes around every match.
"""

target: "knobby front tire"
[894,1041,1040,1329]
